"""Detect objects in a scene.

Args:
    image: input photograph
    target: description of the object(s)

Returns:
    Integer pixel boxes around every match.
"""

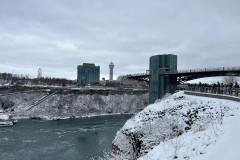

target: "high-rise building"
[149,54,177,104]
[77,63,100,85]
[109,61,114,81]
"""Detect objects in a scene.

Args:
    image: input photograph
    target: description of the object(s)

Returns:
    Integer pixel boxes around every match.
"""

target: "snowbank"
[199,108,240,160]
[111,91,240,160]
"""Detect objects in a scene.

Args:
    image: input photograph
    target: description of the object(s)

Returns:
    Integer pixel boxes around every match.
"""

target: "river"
[0,114,132,160]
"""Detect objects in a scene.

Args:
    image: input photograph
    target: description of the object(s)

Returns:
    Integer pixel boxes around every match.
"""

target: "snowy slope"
[199,109,240,160]
[111,91,240,160]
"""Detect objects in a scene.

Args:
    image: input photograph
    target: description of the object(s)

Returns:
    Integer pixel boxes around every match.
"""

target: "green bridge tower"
[149,54,177,104]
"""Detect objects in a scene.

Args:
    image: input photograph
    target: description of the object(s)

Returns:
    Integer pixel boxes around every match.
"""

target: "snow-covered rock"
[1,87,148,120]
[0,97,15,109]
[111,91,240,160]
[0,114,10,120]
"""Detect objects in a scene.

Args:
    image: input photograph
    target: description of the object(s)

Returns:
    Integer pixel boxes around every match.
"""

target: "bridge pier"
[149,54,177,104]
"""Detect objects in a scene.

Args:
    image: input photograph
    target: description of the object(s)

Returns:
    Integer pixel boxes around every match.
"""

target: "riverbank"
[111,91,240,160]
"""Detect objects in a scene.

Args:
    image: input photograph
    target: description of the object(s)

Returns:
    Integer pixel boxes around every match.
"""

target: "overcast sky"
[1,0,240,80]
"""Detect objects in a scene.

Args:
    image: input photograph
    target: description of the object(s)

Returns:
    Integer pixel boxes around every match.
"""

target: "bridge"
[124,66,240,83]
[123,54,240,104]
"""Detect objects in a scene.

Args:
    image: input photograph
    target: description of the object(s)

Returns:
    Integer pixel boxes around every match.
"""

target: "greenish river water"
[0,114,132,160]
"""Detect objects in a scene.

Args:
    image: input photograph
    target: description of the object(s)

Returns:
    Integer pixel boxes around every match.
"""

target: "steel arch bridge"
[123,66,240,83]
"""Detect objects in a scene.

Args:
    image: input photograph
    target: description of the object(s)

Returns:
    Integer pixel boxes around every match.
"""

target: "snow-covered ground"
[110,91,240,160]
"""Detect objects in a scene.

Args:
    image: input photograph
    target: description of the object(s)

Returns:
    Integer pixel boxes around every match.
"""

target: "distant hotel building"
[77,63,100,85]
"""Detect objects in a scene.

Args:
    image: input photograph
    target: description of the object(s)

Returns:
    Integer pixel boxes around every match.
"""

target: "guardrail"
[178,86,240,97]
[177,66,240,73]
[122,66,240,78]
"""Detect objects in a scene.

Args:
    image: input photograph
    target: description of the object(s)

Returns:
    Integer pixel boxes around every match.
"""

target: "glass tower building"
[77,63,100,85]
[149,54,177,104]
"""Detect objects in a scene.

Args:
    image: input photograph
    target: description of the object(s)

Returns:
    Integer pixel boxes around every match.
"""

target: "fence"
[177,66,240,73]
[179,85,240,97]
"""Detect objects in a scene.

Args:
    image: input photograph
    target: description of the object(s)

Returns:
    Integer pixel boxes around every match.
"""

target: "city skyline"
[1,0,240,80]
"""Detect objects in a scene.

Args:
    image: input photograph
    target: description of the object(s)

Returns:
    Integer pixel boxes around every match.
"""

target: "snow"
[200,111,240,160]
[3,89,148,120]
[0,114,10,120]
[112,91,240,160]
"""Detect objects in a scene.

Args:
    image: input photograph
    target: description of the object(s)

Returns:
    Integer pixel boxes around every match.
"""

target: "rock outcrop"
[0,97,15,110]
[112,91,237,160]
[0,86,149,120]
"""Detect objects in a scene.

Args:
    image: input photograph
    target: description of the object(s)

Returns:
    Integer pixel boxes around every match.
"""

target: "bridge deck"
[124,66,240,83]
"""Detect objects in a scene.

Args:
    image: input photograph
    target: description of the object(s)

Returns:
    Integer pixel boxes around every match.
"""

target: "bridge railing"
[123,66,240,78]
[177,66,240,73]
[178,85,240,97]
[124,73,149,77]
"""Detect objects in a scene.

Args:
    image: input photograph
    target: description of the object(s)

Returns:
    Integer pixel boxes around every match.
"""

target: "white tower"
[38,68,42,79]
[109,62,114,81]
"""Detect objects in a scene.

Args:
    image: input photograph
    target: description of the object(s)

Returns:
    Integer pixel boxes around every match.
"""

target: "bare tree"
[222,76,238,84]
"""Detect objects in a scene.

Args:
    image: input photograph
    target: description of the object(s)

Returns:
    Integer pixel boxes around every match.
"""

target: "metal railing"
[177,66,240,73]
[123,66,240,78]
[179,86,240,97]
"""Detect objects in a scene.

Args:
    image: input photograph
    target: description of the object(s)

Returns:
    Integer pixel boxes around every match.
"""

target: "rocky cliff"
[110,91,240,160]
[0,86,148,120]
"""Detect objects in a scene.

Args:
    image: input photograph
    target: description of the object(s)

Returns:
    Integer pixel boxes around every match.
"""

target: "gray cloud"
[0,0,240,80]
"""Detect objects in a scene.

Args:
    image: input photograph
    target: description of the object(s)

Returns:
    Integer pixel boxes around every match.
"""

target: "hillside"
[110,91,240,160]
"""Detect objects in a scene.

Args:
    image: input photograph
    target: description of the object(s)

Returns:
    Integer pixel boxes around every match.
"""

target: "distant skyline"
[1,0,240,80]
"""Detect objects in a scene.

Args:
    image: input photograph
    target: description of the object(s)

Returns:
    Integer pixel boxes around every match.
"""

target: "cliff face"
[0,86,148,119]
[111,91,240,160]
